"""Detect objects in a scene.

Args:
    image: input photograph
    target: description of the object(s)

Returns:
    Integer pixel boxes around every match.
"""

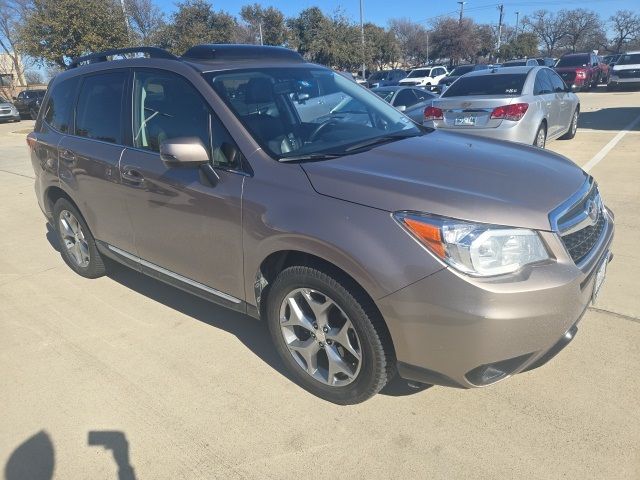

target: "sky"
[155,0,637,31]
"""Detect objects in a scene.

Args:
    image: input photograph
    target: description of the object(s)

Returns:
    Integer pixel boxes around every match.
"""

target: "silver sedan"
[371,86,436,123]
[423,66,579,148]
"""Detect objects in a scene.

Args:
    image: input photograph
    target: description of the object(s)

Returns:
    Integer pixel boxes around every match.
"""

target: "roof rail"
[67,47,178,69]
[181,44,304,63]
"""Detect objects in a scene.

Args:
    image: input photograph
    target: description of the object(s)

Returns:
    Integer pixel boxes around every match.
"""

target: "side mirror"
[297,92,310,104]
[159,137,210,167]
[397,105,407,112]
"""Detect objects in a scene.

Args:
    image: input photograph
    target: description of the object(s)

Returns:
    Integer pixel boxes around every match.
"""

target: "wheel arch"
[44,185,79,219]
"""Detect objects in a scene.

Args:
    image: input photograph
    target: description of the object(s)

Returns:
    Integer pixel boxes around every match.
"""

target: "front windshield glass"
[373,90,395,102]
[407,69,430,78]
[617,53,640,65]
[368,71,386,81]
[450,66,474,76]
[206,67,422,160]
[556,56,588,67]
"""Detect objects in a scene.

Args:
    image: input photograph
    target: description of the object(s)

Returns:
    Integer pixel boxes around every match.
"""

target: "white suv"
[608,51,640,91]
[399,66,448,88]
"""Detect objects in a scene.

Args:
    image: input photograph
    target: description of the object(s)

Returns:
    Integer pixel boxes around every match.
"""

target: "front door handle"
[59,148,76,164]
[121,167,145,185]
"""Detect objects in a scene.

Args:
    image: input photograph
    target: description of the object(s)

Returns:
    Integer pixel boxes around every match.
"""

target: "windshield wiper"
[278,152,345,162]
[344,132,420,152]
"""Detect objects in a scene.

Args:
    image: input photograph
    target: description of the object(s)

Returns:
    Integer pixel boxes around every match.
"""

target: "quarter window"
[75,72,127,144]
[43,76,80,133]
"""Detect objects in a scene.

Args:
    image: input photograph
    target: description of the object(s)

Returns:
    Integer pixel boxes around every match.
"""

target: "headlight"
[394,212,549,276]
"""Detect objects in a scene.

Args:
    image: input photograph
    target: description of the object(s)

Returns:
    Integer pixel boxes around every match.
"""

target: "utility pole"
[515,11,520,41]
[258,21,263,45]
[360,0,366,79]
[426,31,429,65]
[496,4,504,60]
[457,1,467,23]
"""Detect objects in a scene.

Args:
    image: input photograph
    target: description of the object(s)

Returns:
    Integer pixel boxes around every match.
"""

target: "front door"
[119,68,246,305]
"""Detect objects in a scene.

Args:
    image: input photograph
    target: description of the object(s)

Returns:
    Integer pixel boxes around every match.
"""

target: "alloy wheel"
[58,210,90,268]
[535,127,546,148]
[571,112,578,135]
[279,288,362,387]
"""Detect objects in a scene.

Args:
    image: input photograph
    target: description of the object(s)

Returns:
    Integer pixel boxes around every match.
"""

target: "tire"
[560,108,579,140]
[607,84,616,92]
[534,123,547,148]
[53,198,106,278]
[266,265,395,404]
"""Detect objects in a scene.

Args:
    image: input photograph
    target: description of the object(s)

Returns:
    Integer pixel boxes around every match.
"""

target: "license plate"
[592,254,608,303]
[455,115,476,126]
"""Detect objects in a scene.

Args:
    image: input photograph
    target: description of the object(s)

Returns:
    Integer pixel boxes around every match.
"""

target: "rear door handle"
[121,167,145,185]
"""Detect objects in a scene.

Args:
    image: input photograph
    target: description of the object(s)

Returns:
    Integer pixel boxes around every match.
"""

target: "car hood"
[301,131,587,231]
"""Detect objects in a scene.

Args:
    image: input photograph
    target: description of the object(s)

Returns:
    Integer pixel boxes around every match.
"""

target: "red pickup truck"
[554,53,608,91]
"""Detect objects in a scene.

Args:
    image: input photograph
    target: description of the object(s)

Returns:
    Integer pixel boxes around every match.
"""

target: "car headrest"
[245,77,274,104]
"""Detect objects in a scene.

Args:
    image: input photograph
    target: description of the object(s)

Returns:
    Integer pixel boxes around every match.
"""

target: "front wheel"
[534,123,547,148]
[266,266,395,404]
[560,108,579,140]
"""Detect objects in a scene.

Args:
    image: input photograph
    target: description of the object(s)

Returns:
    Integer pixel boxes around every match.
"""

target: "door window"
[43,76,80,133]
[547,70,567,93]
[75,72,127,144]
[533,70,554,95]
[133,70,241,170]
[394,89,418,108]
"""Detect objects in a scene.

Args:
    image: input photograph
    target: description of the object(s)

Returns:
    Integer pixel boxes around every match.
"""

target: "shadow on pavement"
[578,107,640,131]
[88,431,137,480]
[4,431,55,480]
[45,223,427,399]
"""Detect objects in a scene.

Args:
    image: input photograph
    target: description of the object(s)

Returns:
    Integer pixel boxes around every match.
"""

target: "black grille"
[559,71,576,82]
[617,69,640,79]
[561,210,606,264]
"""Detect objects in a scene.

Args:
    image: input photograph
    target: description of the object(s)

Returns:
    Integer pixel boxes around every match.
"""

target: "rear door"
[547,69,573,134]
[119,68,245,305]
[57,70,136,254]
[533,69,558,136]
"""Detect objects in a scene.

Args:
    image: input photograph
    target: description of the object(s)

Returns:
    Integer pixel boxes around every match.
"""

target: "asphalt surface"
[1,90,639,479]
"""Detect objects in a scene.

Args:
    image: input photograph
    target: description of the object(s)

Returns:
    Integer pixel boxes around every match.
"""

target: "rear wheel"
[266,266,395,404]
[53,198,106,278]
[534,123,547,148]
[560,108,579,140]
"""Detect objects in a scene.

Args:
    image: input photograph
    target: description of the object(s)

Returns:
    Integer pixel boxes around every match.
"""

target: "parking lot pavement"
[1,92,639,480]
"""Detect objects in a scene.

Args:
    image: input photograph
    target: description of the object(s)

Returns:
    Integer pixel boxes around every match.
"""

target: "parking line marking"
[583,113,640,172]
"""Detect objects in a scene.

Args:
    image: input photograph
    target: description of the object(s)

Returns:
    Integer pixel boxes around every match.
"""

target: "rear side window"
[534,70,554,95]
[43,76,80,133]
[75,72,127,144]
[547,70,567,93]
[442,74,527,97]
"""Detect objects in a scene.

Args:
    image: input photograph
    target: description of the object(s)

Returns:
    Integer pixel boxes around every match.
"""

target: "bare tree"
[0,0,26,85]
[562,9,605,53]
[388,18,430,66]
[608,10,640,53]
[521,10,568,57]
[123,0,165,45]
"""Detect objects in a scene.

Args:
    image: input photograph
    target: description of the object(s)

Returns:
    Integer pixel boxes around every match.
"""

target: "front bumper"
[377,212,614,388]
[0,112,20,122]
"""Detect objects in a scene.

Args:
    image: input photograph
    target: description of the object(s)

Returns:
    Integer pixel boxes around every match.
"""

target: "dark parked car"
[437,64,489,92]
[364,69,407,88]
[371,86,436,122]
[28,45,614,404]
[554,53,608,91]
[503,59,539,67]
[13,89,46,119]
[536,58,556,67]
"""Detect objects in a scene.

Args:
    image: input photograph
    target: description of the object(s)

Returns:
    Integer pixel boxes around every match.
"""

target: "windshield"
[373,90,395,102]
[449,66,474,76]
[368,71,386,81]
[556,56,589,67]
[442,74,527,97]
[206,67,421,160]
[407,69,430,78]
[617,53,640,65]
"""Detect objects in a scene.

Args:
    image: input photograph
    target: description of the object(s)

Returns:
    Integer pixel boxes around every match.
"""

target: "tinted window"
[132,70,210,155]
[75,72,126,144]
[413,89,433,101]
[556,55,589,67]
[504,61,527,66]
[442,74,527,97]
[407,69,431,78]
[617,53,640,65]
[534,70,553,95]
[394,89,418,108]
[547,70,567,92]
[43,76,80,133]
[449,65,474,76]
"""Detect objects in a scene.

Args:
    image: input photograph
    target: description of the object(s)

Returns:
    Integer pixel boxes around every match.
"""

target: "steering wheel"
[308,120,339,143]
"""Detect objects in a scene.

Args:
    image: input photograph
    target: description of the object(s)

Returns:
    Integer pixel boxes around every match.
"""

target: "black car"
[536,58,557,67]
[13,89,46,119]
[436,64,489,92]
[364,69,407,88]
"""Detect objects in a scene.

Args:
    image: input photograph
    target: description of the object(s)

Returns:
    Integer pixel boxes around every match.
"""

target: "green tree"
[240,3,287,46]
[123,0,165,46]
[364,23,399,69]
[155,0,238,54]
[20,0,129,67]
